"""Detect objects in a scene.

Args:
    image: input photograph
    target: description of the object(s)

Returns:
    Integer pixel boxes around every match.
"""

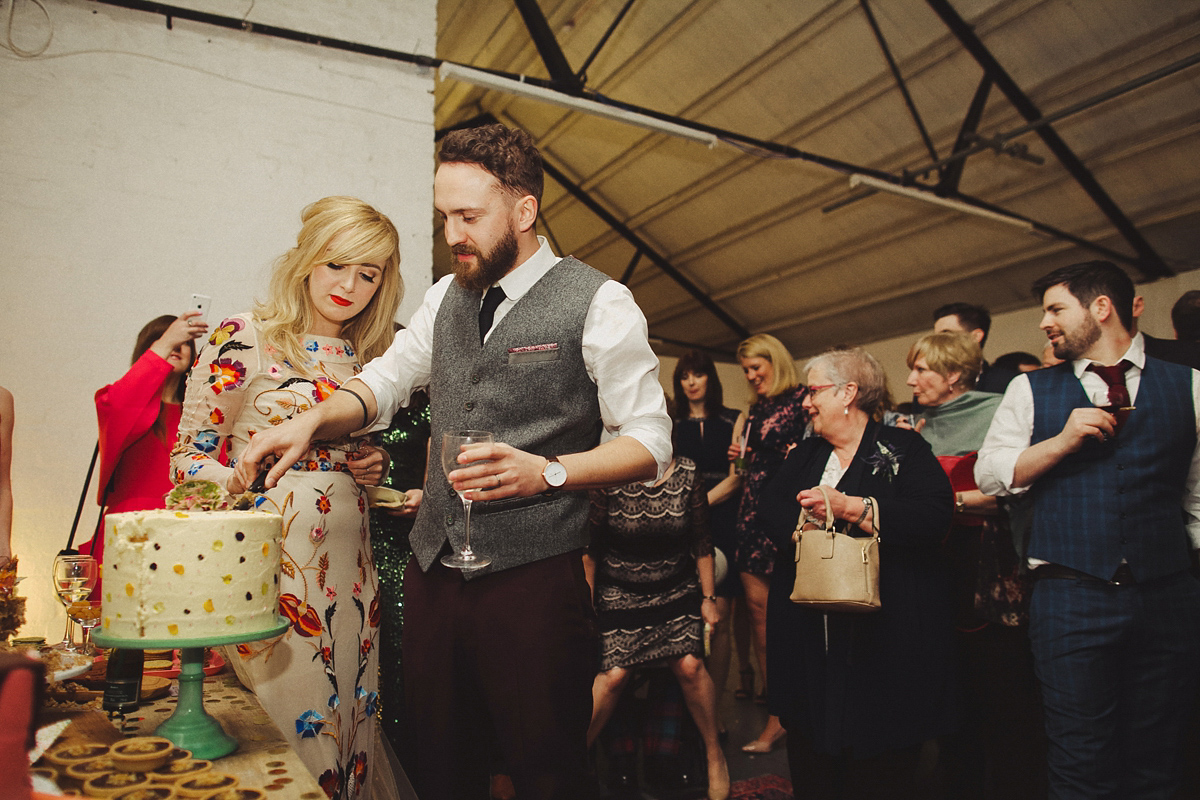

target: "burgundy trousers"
[401,549,598,800]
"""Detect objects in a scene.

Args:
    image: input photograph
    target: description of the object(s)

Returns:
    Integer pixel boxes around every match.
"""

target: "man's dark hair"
[933,302,991,345]
[1171,290,1200,342]
[438,123,544,205]
[993,351,1041,373]
[1031,260,1135,331]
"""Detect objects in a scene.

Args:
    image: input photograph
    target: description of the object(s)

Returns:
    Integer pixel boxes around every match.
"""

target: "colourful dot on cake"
[153,602,165,613]
[174,565,185,575]
[174,512,187,518]
[262,543,270,557]
[213,540,224,551]
[105,593,112,603]
[168,624,179,635]
[262,583,269,596]
[203,599,215,613]
[226,616,236,625]
[236,532,245,542]
[150,563,157,571]
[245,592,253,601]
[223,575,233,584]
[104,617,110,627]
[125,583,134,596]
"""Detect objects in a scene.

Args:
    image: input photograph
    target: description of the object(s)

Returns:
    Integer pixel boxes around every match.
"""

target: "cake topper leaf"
[165,480,232,512]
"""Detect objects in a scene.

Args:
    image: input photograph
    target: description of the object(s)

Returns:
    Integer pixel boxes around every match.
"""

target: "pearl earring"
[843,405,849,417]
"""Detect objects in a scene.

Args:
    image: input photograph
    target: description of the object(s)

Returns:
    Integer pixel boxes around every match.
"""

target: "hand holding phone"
[189,293,211,323]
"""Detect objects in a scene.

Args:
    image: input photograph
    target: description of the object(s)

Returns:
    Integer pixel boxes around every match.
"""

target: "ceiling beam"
[541,159,750,341]
[936,74,992,194]
[925,0,1173,279]
[576,0,639,86]
[511,0,583,93]
[859,0,938,164]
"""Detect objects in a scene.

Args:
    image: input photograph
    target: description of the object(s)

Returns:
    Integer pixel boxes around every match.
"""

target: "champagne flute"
[51,554,98,653]
[67,599,103,656]
[441,430,493,570]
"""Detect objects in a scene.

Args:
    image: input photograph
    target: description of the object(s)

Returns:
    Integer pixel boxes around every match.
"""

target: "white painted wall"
[1,0,436,640]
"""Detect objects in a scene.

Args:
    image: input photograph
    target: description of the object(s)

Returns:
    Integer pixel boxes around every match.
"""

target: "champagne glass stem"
[461,497,475,558]
[56,617,76,651]
[78,624,94,656]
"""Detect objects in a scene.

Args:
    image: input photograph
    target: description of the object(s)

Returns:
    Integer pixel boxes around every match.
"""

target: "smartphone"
[189,293,211,322]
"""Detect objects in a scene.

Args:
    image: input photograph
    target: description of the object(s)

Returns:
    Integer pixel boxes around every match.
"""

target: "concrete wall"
[1,0,436,640]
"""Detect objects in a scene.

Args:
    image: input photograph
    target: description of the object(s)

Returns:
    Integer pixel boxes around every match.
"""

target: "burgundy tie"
[1087,360,1132,432]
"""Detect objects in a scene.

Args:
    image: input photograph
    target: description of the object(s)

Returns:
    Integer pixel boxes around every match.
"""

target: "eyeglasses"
[806,384,836,395]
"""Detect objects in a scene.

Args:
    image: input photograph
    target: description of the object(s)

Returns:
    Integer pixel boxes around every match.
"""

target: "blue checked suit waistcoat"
[1028,357,1196,581]
[411,257,608,578]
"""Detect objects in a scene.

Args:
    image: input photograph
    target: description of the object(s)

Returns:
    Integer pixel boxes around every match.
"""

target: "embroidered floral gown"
[171,313,379,799]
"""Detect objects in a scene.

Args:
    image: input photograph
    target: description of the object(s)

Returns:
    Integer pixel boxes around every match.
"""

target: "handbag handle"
[792,485,835,542]
[792,486,881,542]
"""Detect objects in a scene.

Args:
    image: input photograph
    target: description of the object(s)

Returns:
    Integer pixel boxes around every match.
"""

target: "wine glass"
[1090,389,1133,438]
[51,555,98,653]
[66,599,103,656]
[441,430,494,570]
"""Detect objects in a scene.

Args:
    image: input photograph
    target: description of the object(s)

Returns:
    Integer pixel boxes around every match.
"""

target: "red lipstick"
[331,296,352,307]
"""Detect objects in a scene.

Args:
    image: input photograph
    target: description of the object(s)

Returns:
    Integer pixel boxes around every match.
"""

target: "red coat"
[81,351,179,576]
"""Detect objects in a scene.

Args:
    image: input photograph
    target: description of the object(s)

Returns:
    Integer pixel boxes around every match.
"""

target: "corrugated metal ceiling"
[434,0,1200,359]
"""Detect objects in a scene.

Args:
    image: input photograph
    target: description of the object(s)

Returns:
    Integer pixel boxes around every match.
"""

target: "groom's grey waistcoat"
[411,257,608,577]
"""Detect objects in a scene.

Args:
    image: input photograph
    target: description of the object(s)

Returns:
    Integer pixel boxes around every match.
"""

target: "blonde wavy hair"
[254,196,402,375]
[906,332,983,391]
[736,333,800,403]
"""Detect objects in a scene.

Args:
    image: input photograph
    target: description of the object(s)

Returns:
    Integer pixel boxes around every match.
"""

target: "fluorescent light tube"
[439,63,718,148]
[849,174,1034,231]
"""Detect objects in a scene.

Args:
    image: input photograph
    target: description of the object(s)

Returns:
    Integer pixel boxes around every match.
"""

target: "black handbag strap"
[62,442,100,556]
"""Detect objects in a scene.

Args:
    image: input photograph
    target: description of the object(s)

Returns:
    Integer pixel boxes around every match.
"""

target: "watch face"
[544,461,568,487]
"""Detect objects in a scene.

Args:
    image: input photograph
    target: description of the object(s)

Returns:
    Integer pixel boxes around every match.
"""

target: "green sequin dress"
[369,393,431,750]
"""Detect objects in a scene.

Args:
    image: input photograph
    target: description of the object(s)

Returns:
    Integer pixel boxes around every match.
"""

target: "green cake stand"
[94,617,288,760]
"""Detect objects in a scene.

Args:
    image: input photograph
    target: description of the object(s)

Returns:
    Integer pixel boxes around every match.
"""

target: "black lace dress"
[589,458,713,670]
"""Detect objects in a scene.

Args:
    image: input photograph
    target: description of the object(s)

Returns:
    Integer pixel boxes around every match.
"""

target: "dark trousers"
[785,732,923,800]
[1029,571,1200,800]
[401,550,598,800]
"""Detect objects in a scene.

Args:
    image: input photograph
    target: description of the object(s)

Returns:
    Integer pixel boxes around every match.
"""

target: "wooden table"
[43,671,325,797]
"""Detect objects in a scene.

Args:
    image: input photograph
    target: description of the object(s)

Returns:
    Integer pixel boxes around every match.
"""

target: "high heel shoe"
[734,667,755,700]
[707,755,731,800]
[741,727,786,754]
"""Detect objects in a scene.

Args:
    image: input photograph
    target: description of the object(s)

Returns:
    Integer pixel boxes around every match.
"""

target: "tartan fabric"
[1027,357,1195,581]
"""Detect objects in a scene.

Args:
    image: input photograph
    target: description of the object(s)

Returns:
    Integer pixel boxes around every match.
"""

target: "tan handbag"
[789,486,881,612]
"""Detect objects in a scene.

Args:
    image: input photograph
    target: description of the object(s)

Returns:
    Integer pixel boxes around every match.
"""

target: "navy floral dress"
[734,386,809,577]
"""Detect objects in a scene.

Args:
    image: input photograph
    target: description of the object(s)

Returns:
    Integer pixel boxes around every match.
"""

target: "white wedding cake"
[102,507,283,640]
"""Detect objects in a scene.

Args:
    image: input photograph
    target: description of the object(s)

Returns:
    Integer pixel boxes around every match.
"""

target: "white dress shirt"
[974,333,1200,546]
[357,237,673,477]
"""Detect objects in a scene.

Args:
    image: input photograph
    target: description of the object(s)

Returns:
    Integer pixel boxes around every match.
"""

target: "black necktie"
[478,285,506,344]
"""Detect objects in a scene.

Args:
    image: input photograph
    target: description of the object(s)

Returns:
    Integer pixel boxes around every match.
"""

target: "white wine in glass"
[441,430,493,570]
[51,554,98,653]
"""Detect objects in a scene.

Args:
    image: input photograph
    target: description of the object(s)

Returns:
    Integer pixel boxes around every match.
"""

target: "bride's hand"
[347,444,388,486]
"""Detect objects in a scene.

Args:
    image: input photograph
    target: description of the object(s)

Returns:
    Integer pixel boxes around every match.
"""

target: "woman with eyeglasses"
[761,347,956,799]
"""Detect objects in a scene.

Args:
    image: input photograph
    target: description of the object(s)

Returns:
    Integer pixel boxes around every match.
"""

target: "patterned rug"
[731,773,794,800]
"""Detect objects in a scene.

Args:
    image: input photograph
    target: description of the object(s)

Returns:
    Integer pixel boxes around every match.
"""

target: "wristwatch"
[542,456,567,493]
